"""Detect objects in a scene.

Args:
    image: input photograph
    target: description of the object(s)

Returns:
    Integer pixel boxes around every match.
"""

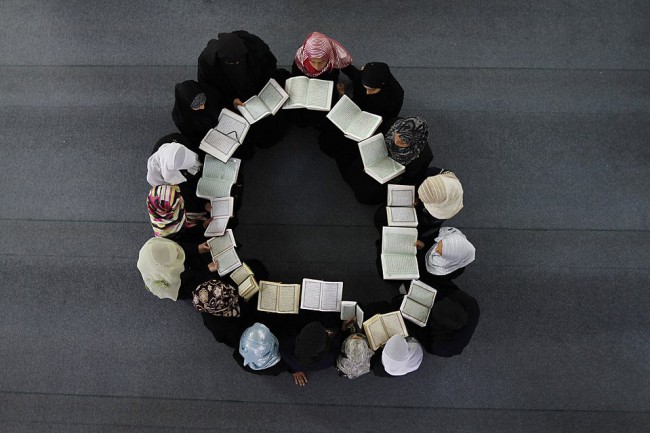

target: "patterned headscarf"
[336,334,375,379]
[385,117,429,165]
[147,185,188,237]
[425,227,476,275]
[294,31,352,77]
[192,280,240,317]
[239,323,281,370]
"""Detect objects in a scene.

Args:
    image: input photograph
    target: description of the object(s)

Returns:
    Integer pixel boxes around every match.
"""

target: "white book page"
[382,312,407,338]
[204,217,228,237]
[301,279,322,310]
[202,129,238,156]
[210,197,233,217]
[238,277,253,295]
[284,76,309,107]
[201,154,225,178]
[366,318,388,348]
[319,281,341,311]
[409,281,437,307]
[215,247,241,276]
[326,95,358,132]
[383,230,416,255]
[388,185,415,207]
[368,158,403,181]
[196,178,231,199]
[346,111,381,141]
[356,306,364,327]
[221,158,241,183]
[259,79,287,113]
[230,264,250,286]
[239,96,269,122]
[388,207,417,223]
[208,231,235,255]
[306,79,333,110]
[217,109,248,142]
[401,298,430,325]
[278,285,299,313]
[358,134,387,167]
[382,254,419,277]
[340,301,357,320]
[258,283,278,311]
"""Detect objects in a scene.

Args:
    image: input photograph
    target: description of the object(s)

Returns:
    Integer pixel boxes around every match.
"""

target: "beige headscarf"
[136,237,186,301]
[417,172,464,219]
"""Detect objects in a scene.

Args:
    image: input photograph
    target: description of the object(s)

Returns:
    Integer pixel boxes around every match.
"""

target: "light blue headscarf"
[239,323,281,370]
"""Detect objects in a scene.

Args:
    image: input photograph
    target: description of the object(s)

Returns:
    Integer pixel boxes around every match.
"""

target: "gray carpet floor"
[1,1,649,432]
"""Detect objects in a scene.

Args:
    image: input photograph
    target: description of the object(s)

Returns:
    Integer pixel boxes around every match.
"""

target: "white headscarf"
[146,142,201,187]
[425,227,476,275]
[381,335,423,376]
[417,171,464,219]
[136,237,185,301]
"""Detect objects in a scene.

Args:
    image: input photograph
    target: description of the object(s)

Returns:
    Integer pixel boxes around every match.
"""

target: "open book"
[257,280,301,314]
[196,155,241,199]
[386,184,418,227]
[300,278,343,312]
[381,226,419,280]
[230,262,259,302]
[362,311,409,351]
[207,229,241,276]
[237,79,289,124]
[199,108,250,162]
[358,133,405,184]
[204,197,234,237]
[340,301,364,327]
[400,280,438,327]
[282,76,334,111]
[326,95,382,141]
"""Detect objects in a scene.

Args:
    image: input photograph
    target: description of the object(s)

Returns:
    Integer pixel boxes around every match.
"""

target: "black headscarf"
[426,298,469,343]
[172,80,218,143]
[352,62,404,121]
[293,322,331,366]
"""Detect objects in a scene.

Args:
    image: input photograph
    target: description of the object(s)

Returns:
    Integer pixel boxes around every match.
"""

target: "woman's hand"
[292,371,308,386]
[415,240,425,250]
[198,242,211,254]
[208,261,219,273]
[336,83,345,96]
[202,218,213,229]
[233,98,245,108]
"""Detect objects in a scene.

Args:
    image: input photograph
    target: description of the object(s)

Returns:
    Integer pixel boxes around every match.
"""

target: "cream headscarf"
[425,227,476,275]
[146,142,201,187]
[417,171,464,219]
[381,335,423,376]
[136,237,186,301]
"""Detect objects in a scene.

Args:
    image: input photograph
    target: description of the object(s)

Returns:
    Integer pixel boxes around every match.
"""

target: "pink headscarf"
[294,31,352,77]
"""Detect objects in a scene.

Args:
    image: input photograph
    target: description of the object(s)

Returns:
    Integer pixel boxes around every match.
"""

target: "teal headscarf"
[239,323,281,370]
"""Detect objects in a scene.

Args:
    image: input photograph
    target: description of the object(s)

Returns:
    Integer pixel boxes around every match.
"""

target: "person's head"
[295,31,352,77]
[190,93,206,111]
[425,227,476,275]
[192,280,240,317]
[417,171,464,219]
[293,321,330,366]
[430,298,468,333]
[147,185,187,237]
[136,237,185,300]
[174,81,208,114]
[361,62,392,95]
[308,57,327,72]
[239,323,281,370]
[381,335,423,376]
[215,33,248,66]
[336,333,374,379]
[385,117,429,164]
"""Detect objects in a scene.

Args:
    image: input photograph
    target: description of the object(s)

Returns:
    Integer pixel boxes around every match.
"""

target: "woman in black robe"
[197,31,288,152]
[171,80,221,149]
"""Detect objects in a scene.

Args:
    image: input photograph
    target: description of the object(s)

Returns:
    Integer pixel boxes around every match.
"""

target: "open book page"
[202,155,240,182]
[367,158,405,183]
[238,96,270,123]
[258,281,279,312]
[204,217,228,237]
[345,110,382,142]
[230,263,253,286]
[283,76,309,108]
[217,109,249,143]
[326,95,358,132]
[401,298,430,326]
[207,229,235,256]
[382,227,417,255]
[214,247,241,276]
[364,315,389,350]
[306,79,333,111]
[409,280,437,307]
[320,281,342,311]
[200,129,238,159]
[388,185,415,207]
[358,134,387,167]
[382,311,408,338]
[258,78,288,114]
[277,284,300,313]
[301,279,322,310]
[387,207,417,225]
[196,178,232,199]
[340,301,357,320]
[238,277,259,301]
[381,254,419,279]
[210,197,234,217]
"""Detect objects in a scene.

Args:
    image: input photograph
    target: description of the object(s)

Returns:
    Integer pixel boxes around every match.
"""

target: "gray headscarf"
[336,334,375,379]
[385,117,429,165]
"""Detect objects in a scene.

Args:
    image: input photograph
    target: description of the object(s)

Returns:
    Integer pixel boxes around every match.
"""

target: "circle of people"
[137,31,480,385]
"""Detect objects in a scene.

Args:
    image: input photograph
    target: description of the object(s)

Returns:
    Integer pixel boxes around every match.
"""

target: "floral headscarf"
[192,280,240,317]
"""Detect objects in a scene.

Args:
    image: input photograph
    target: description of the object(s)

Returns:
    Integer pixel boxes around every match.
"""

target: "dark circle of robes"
[171,81,221,148]
[197,31,288,149]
